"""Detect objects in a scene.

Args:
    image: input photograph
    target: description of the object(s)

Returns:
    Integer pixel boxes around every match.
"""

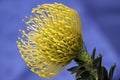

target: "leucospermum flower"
[16,2,83,78]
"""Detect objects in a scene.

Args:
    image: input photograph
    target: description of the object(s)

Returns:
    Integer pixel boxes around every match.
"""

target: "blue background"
[0,0,120,80]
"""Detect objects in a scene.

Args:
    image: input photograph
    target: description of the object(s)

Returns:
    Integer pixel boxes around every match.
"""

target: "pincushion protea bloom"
[16,2,83,78]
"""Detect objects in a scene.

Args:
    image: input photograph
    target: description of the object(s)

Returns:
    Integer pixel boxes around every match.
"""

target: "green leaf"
[67,66,80,74]
[109,64,116,80]
[90,69,98,79]
[76,70,94,80]
[74,59,83,65]
[91,48,96,60]
[76,70,87,79]
[101,66,108,80]
[93,54,102,68]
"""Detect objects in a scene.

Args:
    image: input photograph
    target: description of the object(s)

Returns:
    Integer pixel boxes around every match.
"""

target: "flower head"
[16,2,82,78]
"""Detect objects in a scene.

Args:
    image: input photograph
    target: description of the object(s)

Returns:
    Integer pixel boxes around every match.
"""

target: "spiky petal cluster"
[16,2,82,78]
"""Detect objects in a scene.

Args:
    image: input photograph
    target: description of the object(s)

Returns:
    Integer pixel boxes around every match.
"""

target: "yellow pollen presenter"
[16,2,83,78]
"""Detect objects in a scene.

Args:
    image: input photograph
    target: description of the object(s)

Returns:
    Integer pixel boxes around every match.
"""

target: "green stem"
[74,49,98,80]
[75,49,92,66]
[68,48,118,80]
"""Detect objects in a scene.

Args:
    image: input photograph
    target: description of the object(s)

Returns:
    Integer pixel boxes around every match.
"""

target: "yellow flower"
[16,2,82,78]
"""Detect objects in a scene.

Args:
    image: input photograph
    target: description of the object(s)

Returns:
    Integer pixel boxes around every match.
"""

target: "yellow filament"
[16,2,82,78]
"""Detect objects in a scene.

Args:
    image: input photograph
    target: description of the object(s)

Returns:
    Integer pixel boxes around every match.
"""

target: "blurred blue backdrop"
[0,0,120,80]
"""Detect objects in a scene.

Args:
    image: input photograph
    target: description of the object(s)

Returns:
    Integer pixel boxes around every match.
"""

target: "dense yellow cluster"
[16,2,82,78]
